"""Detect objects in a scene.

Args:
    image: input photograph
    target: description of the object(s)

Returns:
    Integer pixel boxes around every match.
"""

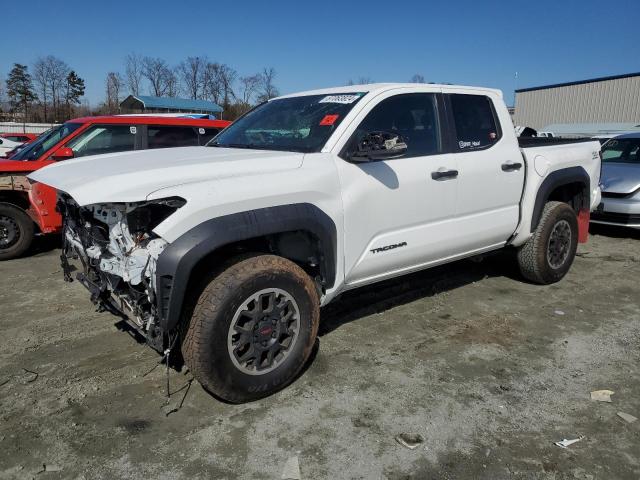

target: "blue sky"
[2,0,638,107]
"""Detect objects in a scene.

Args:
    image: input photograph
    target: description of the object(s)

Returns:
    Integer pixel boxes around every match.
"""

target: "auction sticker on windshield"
[319,114,339,126]
[319,94,361,104]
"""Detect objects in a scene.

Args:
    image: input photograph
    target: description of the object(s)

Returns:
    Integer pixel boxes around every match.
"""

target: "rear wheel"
[182,254,320,403]
[517,201,578,284]
[0,203,34,261]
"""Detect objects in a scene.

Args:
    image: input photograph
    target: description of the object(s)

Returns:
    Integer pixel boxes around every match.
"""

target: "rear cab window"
[448,94,501,151]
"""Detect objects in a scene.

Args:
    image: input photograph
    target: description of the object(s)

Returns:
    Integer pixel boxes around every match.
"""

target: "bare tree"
[239,74,261,104]
[202,62,223,105]
[125,53,144,96]
[201,62,236,106]
[142,57,174,96]
[218,64,237,106]
[411,74,425,83]
[105,72,124,113]
[41,56,70,121]
[164,67,179,98]
[257,67,279,102]
[32,58,50,121]
[346,76,373,86]
[177,56,206,99]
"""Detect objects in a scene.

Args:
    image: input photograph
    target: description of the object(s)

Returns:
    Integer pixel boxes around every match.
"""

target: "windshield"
[210,93,366,153]
[11,123,82,161]
[601,138,640,164]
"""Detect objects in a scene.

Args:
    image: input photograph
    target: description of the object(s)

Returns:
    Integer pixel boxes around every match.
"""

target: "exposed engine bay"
[58,194,185,350]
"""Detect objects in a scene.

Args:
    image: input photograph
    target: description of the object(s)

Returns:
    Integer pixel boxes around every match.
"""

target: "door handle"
[431,169,458,180]
[501,162,523,172]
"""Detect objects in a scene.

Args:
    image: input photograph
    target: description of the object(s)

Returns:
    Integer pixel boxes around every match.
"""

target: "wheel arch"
[530,166,590,233]
[155,203,337,332]
[0,190,31,210]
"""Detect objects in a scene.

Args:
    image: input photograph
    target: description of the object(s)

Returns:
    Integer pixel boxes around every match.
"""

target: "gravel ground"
[0,226,639,479]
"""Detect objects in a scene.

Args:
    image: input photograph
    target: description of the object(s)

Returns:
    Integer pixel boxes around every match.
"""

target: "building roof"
[121,95,223,113]
[515,72,640,93]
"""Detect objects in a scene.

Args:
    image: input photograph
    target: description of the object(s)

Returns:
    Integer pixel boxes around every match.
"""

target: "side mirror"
[351,131,408,162]
[52,147,74,161]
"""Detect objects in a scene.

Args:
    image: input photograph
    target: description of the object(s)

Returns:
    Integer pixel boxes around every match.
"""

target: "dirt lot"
[0,226,639,479]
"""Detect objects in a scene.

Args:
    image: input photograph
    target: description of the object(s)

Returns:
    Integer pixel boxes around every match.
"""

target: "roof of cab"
[274,83,503,99]
[65,115,231,127]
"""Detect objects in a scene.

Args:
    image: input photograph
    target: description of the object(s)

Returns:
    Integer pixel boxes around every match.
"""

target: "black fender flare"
[530,166,590,232]
[155,203,337,332]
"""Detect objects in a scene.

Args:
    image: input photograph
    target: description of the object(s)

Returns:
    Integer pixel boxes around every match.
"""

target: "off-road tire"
[0,203,35,261]
[182,254,320,403]
[517,201,578,284]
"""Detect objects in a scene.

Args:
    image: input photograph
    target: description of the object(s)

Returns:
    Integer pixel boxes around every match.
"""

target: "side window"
[67,125,136,158]
[147,126,199,149]
[346,93,441,158]
[449,94,500,150]
[197,127,220,145]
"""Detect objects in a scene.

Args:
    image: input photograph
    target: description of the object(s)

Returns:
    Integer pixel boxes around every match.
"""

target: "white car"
[591,132,640,229]
[0,137,23,157]
[32,83,602,402]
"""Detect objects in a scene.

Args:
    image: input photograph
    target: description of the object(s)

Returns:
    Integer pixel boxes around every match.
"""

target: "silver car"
[591,132,640,229]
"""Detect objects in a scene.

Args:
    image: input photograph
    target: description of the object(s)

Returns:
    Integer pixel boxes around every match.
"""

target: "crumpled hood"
[601,163,640,195]
[29,146,304,205]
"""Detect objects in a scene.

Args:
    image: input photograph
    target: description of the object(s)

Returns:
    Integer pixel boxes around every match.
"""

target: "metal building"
[513,72,640,130]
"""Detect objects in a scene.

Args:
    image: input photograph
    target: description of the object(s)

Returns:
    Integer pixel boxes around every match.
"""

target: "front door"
[335,92,460,287]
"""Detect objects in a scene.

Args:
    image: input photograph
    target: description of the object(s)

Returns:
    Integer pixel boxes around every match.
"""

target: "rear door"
[444,92,524,250]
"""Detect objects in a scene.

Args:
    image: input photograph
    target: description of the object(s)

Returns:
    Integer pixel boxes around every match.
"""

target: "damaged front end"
[58,194,185,351]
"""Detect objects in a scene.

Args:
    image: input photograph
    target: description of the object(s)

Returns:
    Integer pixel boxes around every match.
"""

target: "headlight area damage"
[58,194,185,351]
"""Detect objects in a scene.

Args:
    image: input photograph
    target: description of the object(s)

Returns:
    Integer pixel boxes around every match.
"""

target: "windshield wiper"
[209,142,263,150]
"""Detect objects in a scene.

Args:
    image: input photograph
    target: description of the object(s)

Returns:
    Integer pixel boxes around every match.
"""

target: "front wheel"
[517,201,579,284]
[181,254,320,403]
[0,203,35,261]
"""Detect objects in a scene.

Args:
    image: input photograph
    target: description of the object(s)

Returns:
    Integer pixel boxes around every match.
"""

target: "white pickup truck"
[31,83,602,402]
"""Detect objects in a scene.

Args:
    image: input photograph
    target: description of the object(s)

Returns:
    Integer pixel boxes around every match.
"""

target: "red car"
[0,132,39,144]
[0,115,230,260]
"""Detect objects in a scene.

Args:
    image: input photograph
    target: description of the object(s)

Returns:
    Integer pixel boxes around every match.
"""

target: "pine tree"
[6,63,37,122]
[64,70,85,119]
